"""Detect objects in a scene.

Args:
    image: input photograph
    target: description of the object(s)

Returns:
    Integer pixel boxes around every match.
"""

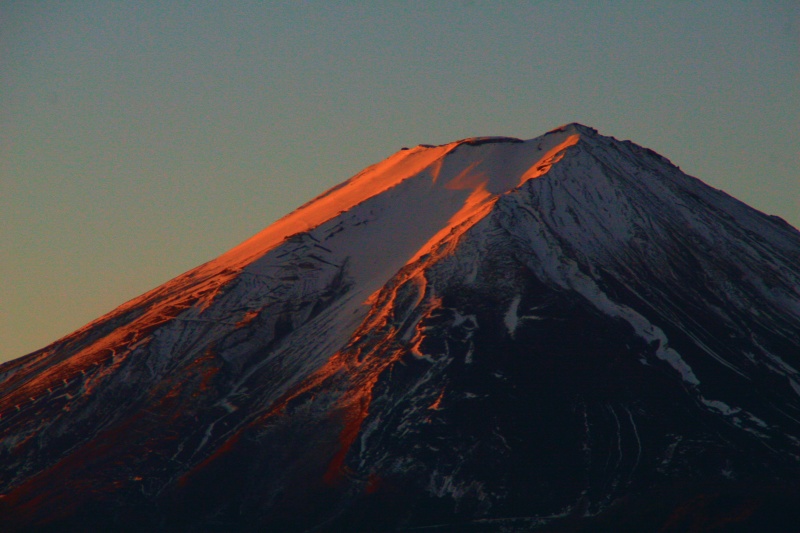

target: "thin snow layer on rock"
[492,134,799,343]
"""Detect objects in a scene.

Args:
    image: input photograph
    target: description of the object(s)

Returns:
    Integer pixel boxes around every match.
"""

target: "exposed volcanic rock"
[2,124,800,531]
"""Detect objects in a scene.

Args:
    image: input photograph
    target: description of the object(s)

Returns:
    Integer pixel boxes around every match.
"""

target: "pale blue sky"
[2,1,798,362]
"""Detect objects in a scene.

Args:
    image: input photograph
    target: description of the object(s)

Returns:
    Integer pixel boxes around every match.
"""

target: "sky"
[1,1,798,364]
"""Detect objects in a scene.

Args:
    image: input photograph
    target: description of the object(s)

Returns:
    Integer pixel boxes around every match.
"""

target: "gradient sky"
[2,1,798,363]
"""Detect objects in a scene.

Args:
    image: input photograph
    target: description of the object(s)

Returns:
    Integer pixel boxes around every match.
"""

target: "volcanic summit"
[2,124,800,531]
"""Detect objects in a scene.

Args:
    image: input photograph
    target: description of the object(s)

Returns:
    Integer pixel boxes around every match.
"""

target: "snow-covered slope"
[2,124,800,531]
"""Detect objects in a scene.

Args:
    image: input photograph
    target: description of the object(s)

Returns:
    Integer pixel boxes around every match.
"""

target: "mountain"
[2,124,800,531]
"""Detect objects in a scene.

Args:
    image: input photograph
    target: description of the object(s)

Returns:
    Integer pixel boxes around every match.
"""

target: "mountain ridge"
[2,124,800,531]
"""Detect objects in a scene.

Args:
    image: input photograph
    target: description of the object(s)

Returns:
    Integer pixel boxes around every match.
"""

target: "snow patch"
[700,398,741,416]
[504,295,521,336]
[790,378,800,397]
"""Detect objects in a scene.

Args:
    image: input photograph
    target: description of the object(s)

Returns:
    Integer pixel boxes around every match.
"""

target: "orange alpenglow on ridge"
[0,125,585,422]
[214,127,583,275]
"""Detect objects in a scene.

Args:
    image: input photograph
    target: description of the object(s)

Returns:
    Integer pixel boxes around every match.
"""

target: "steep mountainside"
[2,124,800,531]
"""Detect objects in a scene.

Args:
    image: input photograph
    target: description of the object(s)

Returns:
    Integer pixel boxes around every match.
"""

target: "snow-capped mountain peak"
[2,124,800,531]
